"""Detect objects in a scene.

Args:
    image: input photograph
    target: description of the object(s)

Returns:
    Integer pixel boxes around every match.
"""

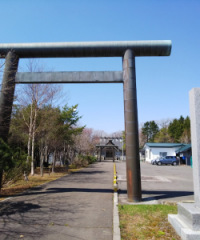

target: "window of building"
[159,152,167,158]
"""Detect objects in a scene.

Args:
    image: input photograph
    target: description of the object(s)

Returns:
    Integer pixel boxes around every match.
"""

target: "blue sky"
[0,0,200,134]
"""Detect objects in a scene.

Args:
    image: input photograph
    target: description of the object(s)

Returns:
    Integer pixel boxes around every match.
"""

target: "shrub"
[68,164,77,169]
[70,155,97,169]
[87,155,97,164]
[0,138,29,187]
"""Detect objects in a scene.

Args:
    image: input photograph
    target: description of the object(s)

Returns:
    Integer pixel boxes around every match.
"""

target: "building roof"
[176,144,191,153]
[144,143,185,148]
[96,140,120,150]
[99,137,122,149]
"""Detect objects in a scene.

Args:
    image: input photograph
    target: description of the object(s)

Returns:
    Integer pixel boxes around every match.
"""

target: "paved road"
[0,162,114,240]
[116,161,194,204]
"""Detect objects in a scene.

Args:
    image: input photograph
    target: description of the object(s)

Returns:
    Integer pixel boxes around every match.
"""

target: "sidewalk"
[0,162,114,240]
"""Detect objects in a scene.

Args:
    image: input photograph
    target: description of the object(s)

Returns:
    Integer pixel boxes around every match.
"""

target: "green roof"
[145,143,185,148]
[176,144,191,153]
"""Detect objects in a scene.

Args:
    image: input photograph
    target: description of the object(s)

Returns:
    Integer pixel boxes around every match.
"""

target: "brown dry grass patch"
[119,204,181,240]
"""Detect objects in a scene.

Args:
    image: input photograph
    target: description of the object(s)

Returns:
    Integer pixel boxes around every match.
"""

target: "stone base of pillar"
[168,203,200,239]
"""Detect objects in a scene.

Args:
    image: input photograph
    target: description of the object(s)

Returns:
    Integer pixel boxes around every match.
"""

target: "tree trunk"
[45,143,48,164]
[40,150,44,177]
[59,153,62,166]
[64,143,68,171]
[66,145,70,163]
[52,149,56,173]
[27,132,31,162]
[31,160,34,176]
[27,103,33,163]
[0,170,3,192]
[31,106,37,176]
[31,133,35,176]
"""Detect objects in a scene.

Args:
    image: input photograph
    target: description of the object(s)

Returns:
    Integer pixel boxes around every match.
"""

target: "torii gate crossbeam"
[0,40,172,202]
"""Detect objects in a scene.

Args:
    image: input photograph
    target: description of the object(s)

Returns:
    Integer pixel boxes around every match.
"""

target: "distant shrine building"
[96,137,124,161]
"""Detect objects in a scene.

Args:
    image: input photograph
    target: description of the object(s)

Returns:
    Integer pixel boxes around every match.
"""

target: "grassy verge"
[118,204,181,240]
[0,166,82,202]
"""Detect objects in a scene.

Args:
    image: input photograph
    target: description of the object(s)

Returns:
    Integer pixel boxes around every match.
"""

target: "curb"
[113,163,121,240]
[113,163,117,192]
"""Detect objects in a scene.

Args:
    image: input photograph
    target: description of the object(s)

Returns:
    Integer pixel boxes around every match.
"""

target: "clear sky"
[0,0,200,134]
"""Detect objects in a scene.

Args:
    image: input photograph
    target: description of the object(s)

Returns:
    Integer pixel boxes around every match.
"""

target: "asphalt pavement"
[116,161,194,204]
[0,161,114,240]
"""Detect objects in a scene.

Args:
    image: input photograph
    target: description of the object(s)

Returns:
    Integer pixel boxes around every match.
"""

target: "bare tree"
[139,128,146,148]
[0,59,5,77]
[111,131,123,138]
[180,129,191,144]
[16,59,66,175]
[73,128,100,156]
[156,118,173,129]
[94,130,108,138]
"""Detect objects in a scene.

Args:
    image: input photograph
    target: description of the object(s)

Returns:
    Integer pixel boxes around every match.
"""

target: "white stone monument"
[169,88,200,239]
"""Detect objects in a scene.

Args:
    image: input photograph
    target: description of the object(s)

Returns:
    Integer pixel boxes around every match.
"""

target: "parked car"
[151,158,159,165]
[156,156,178,166]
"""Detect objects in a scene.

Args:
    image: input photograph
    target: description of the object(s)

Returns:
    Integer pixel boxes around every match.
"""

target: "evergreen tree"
[149,121,159,142]
[168,119,180,142]
[180,116,191,143]
[168,116,190,143]
[142,121,159,142]
[184,116,190,131]
[142,122,150,142]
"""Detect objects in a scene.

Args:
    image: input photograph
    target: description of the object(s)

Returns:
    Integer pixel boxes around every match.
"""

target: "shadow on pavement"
[0,187,114,199]
[46,188,113,193]
[0,201,68,240]
[118,189,194,200]
[71,171,107,175]
[0,200,87,239]
[0,201,41,216]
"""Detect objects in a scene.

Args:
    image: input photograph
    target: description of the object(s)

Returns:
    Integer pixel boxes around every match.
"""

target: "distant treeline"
[140,116,190,147]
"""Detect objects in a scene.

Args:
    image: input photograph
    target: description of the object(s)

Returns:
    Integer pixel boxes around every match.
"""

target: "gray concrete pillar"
[189,88,200,207]
[123,49,141,202]
[0,51,19,142]
[168,88,200,239]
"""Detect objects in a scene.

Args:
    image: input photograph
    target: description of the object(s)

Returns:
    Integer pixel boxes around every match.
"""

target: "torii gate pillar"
[0,51,19,142]
[0,51,19,188]
[123,49,141,202]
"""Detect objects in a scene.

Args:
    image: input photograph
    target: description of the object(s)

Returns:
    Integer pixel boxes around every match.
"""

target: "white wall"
[145,145,180,162]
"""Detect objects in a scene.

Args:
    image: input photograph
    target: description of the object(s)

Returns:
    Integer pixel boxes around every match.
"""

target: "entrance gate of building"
[0,40,172,202]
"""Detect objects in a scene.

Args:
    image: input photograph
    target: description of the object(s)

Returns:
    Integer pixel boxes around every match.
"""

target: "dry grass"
[118,204,181,240]
[0,166,82,202]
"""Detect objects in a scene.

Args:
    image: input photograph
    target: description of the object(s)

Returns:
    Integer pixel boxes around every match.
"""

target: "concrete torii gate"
[0,40,172,202]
